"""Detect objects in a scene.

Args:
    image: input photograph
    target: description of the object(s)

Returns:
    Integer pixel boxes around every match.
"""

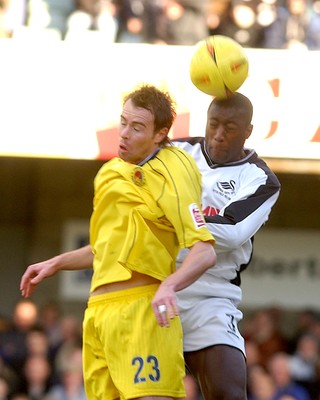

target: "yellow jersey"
[89,145,214,293]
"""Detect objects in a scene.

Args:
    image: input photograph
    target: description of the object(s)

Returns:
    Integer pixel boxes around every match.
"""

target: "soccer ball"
[189,35,249,98]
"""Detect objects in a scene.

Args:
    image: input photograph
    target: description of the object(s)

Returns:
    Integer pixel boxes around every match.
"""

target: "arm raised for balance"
[20,244,94,298]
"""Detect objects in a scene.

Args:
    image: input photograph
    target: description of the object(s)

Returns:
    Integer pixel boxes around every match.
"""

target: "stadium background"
[0,40,319,330]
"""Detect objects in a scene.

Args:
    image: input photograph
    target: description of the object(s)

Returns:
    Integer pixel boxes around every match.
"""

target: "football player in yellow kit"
[20,84,216,400]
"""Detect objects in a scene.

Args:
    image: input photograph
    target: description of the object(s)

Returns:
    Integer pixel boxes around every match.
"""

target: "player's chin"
[118,148,128,161]
[209,148,228,164]
[118,150,136,164]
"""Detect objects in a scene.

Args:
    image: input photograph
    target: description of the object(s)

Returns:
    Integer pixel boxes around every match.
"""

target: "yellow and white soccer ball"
[189,35,249,98]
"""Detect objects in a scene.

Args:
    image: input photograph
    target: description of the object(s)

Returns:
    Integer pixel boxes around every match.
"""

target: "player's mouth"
[209,145,228,163]
[119,143,128,152]
[211,143,225,153]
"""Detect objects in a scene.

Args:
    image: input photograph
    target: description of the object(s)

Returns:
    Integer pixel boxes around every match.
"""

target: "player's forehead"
[208,104,242,121]
[208,104,239,119]
[121,99,154,125]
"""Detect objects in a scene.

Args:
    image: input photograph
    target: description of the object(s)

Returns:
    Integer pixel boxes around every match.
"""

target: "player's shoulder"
[173,136,205,149]
[155,145,201,176]
[98,157,122,173]
[248,151,280,187]
[172,137,205,159]
[160,144,199,164]
[95,157,134,183]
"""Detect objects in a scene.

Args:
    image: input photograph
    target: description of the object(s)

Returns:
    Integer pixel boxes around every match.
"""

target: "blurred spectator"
[53,315,82,379]
[0,315,9,334]
[0,300,38,377]
[113,0,145,42]
[0,375,10,400]
[244,308,290,369]
[10,395,31,400]
[206,0,232,34]
[38,302,62,359]
[24,327,58,381]
[267,352,311,400]
[113,0,211,44]
[208,0,275,47]
[66,0,118,41]
[246,339,263,369]
[0,355,19,396]
[1,0,318,49]
[27,0,75,38]
[0,0,12,37]
[263,0,320,49]
[113,0,166,43]
[154,0,210,45]
[0,0,27,37]
[305,313,320,345]
[289,333,320,399]
[25,327,50,358]
[292,310,320,343]
[307,0,320,48]
[19,354,53,399]
[44,346,85,400]
[247,364,276,400]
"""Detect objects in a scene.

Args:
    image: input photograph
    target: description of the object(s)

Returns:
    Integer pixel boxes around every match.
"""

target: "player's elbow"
[204,243,217,270]
[210,248,217,269]
[227,234,245,249]
[221,228,250,249]
[190,241,217,272]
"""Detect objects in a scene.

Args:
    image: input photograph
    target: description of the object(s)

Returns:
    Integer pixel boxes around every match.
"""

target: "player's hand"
[151,283,179,327]
[20,259,58,298]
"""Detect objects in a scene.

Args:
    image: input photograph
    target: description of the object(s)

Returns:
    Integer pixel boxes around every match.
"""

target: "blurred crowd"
[0,0,320,49]
[244,307,320,400]
[1,300,320,400]
[0,300,85,400]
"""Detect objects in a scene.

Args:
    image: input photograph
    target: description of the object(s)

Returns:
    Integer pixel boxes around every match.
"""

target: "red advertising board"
[0,42,319,161]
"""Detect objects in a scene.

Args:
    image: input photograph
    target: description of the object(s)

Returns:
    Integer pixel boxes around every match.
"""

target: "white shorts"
[177,276,246,355]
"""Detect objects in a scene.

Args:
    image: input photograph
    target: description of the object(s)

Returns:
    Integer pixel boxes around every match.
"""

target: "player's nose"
[214,126,226,141]
[119,125,130,138]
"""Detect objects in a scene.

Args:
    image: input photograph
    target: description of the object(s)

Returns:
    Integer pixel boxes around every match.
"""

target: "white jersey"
[173,137,281,351]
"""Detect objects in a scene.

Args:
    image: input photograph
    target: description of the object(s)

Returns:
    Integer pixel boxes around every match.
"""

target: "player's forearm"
[20,245,94,298]
[163,241,216,292]
[54,244,94,271]
[206,197,279,250]
[205,187,280,250]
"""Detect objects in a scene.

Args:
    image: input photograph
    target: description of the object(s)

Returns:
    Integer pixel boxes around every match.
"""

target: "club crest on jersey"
[215,180,236,199]
[189,203,205,229]
[132,168,145,186]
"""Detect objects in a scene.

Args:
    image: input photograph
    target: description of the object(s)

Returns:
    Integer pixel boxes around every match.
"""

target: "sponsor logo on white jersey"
[189,203,206,229]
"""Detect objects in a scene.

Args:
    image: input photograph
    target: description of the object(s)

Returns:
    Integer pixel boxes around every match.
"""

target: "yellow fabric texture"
[82,285,186,400]
[89,145,215,293]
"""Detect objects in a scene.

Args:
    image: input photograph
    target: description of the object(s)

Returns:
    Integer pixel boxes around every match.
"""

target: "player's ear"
[155,128,169,144]
[245,124,253,139]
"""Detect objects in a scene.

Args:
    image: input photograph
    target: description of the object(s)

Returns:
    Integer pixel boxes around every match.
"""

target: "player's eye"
[225,125,237,133]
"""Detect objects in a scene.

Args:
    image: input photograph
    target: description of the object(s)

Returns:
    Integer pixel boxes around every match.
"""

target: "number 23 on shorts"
[132,355,160,383]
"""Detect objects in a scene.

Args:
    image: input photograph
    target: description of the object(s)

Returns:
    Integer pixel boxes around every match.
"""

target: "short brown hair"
[123,84,176,145]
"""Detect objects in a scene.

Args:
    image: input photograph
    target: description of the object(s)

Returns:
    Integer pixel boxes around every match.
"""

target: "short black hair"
[209,93,253,125]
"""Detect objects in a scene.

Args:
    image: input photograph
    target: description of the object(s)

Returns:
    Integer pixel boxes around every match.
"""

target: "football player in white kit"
[174,93,281,400]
